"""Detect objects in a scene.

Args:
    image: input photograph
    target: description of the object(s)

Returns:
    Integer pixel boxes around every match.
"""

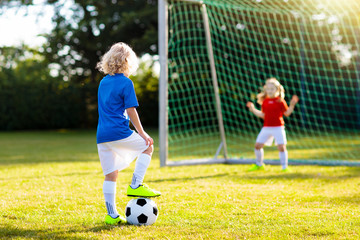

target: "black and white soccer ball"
[125,198,158,225]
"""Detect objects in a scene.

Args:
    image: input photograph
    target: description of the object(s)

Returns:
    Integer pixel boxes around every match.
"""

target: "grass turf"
[0,130,359,239]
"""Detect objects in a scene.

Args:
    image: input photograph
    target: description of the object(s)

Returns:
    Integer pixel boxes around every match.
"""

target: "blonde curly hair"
[96,42,138,76]
[257,78,285,104]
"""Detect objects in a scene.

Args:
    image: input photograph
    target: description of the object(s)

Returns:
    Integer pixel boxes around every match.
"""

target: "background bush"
[0,46,158,130]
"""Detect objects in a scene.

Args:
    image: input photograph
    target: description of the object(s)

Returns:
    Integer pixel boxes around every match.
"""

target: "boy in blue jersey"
[96,42,161,225]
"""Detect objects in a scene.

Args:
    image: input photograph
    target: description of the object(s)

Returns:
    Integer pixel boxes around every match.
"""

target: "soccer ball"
[125,198,158,225]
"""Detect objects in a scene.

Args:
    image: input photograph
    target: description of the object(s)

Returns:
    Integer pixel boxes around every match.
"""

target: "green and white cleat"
[248,164,265,172]
[127,183,161,198]
[105,215,127,225]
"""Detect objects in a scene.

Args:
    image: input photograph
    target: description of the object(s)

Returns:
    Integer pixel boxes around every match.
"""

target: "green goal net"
[158,0,360,166]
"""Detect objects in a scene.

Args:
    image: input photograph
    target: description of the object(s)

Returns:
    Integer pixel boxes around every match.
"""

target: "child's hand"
[246,102,254,109]
[139,132,154,146]
[290,95,299,106]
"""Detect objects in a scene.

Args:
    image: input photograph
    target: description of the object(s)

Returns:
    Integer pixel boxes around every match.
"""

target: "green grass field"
[1,130,360,239]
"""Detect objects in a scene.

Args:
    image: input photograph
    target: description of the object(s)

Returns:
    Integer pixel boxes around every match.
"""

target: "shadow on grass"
[146,166,360,183]
[0,225,82,240]
[147,173,230,183]
[0,130,98,166]
[231,166,360,181]
[0,158,98,166]
[0,129,161,166]
[330,194,360,204]
[0,222,131,239]
[0,170,102,181]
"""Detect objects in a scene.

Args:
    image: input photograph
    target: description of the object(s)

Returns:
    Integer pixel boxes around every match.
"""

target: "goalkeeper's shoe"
[281,167,291,172]
[105,215,127,225]
[248,164,266,172]
[127,183,161,198]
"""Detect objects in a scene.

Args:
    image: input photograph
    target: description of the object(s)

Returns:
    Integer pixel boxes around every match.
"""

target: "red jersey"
[261,97,289,126]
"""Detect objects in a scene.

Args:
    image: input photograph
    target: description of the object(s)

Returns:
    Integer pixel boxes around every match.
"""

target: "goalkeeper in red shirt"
[246,78,299,172]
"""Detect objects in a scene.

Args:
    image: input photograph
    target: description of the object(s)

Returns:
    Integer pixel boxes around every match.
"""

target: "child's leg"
[130,145,154,189]
[103,170,119,218]
[254,142,265,166]
[277,144,288,169]
[273,127,288,170]
[254,127,273,167]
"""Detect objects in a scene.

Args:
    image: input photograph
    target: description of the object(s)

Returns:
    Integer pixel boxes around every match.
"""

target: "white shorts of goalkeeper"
[256,126,287,146]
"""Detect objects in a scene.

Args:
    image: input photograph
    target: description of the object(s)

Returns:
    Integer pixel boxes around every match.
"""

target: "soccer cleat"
[281,167,291,172]
[248,164,265,172]
[105,214,127,225]
[127,183,161,198]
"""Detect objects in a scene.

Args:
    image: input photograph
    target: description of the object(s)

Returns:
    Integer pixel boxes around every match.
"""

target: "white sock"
[279,151,288,169]
[103,181,119,218]
[254,148,264,166]
[131,153,151,189]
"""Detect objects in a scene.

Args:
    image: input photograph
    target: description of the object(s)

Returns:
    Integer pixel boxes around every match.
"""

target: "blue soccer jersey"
[97,73,139,144]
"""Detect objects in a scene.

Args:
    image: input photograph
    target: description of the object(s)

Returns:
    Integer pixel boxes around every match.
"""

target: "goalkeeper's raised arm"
[246,102,265,119]
[284,95,299,117]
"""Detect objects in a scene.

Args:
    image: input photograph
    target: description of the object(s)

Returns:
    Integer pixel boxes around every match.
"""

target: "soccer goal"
[158,0,360,167]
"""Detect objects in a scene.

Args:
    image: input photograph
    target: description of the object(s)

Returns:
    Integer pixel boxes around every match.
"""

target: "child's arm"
[246,102,265,119]
[126,107,153,146]
[284,95,299,117]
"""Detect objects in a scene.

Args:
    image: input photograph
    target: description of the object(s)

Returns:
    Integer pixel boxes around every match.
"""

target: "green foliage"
[0,81,90,130]
[0,46,49,84]
[0,1,160,130]
[0,46,90,130]
[43,0,158,84]
[132,57,159,127]
[0,46,158,130]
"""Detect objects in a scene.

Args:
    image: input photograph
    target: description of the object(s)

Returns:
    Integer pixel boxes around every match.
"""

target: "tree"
[1,0,158,84]
[0,45,88,130]
[0,45,58,84]
[45,0,158,84]
[44,0,159,127]
[132,55,159,126]
[0,1,160,128]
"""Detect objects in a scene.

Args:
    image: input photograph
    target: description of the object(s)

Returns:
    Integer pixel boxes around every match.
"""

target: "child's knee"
[277,144,286,152]
[255,142,263,150]
[105,170,118,181]
[143,145,154,155]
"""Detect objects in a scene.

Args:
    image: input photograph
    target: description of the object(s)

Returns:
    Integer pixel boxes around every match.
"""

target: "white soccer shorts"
[255,126,287,146]
[97,132,149,175]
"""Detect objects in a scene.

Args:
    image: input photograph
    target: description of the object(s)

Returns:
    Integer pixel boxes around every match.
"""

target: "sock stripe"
[106,202,114,215]
[131,174,137,187]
